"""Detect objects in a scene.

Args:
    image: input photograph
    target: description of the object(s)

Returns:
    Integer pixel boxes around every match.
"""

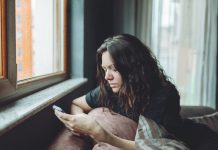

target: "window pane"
[16,0,64,81]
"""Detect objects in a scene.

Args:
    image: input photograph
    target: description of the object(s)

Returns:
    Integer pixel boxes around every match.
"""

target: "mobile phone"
[52,105,65,113]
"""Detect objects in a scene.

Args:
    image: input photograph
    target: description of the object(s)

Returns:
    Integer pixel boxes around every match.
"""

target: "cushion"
[135,115,190,150]
[88,107,138,150]
[189,112,218,133]
[88,108,138,140]
[92,143,122,150]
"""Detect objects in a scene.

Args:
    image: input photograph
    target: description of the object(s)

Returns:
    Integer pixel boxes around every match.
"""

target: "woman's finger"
[54,110,73,121]
[65,124,86,136]
[55,112,83,135]
[55,113,69,125]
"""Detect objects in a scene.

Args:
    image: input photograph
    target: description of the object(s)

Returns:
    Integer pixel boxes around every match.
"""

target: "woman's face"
[101,51,123,93]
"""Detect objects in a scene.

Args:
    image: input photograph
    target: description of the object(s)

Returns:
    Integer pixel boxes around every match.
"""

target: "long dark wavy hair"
[96,34,173,119]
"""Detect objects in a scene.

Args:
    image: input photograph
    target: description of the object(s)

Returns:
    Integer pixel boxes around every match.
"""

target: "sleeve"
[85,86,100,108]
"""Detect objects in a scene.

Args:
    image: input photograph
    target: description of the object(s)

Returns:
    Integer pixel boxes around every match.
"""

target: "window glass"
[15,0,64,81]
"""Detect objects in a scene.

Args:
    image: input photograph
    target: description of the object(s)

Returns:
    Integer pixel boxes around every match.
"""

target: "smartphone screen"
[52,105,65,113]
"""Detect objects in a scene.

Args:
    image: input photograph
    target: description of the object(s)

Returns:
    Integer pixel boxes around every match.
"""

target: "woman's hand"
[55,110,136,150]
[54,111,106,141]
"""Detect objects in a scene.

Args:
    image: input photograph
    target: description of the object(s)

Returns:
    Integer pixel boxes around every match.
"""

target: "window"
[16,0,65,81]
[0,0,69,105]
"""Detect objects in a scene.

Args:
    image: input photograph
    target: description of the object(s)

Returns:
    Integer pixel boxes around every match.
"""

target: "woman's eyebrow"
[101,64,115,68]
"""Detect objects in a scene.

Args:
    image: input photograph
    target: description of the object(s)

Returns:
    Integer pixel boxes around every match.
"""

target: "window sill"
[0,78,87,136]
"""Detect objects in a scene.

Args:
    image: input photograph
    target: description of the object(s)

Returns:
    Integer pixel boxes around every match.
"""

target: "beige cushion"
[88,108,138,150]
[92,143,122,150]
[88,108,137,140]
[189,112,218,133]
[135,115,190,150]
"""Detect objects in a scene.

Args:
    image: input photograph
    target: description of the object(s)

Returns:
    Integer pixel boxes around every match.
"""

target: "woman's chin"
[111,88,120,93]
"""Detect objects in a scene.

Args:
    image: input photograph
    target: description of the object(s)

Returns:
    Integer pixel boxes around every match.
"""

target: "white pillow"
[135,115,190,150]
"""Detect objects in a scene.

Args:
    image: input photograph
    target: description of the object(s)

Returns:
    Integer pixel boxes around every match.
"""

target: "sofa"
[47,106,218,150]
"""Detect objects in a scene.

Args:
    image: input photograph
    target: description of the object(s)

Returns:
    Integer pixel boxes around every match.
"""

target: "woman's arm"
[55,111,136,150]
[71,95,93,114]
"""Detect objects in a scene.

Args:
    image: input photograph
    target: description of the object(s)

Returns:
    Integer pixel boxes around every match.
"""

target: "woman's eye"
[112,67,117,72]
[102,66,117,72]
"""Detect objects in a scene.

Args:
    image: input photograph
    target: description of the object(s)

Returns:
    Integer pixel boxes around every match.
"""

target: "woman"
[55,34,218,150]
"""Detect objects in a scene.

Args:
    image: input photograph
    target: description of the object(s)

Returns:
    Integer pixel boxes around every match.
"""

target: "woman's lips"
[109,84,117,88]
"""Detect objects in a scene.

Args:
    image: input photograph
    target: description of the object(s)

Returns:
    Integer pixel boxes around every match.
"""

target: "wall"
[217,15,218,110]
[84,0,114,91]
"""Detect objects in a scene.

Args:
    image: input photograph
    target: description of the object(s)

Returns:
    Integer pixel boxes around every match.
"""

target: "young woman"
[55,34,218,150]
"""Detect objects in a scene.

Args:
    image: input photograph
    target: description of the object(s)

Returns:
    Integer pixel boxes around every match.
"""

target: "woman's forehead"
[101,51,114,66]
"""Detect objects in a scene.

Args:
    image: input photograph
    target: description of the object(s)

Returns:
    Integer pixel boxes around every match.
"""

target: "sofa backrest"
[180,106,216,118]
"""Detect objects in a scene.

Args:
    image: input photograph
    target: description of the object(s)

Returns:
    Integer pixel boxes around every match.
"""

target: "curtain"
[136,0,218,108]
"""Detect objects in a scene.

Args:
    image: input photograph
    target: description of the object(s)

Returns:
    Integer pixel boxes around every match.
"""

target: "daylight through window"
[15,0,64,81]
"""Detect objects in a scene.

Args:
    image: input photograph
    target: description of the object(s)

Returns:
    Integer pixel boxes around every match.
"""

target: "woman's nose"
[105,70,113,80]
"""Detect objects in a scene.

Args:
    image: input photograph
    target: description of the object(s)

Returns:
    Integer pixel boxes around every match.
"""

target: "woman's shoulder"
[154,82,179,98]
[143,82,181,124]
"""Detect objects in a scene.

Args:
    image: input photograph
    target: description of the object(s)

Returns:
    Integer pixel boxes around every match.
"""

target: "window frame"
[0,0,6,79]
[0,0,69,105]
